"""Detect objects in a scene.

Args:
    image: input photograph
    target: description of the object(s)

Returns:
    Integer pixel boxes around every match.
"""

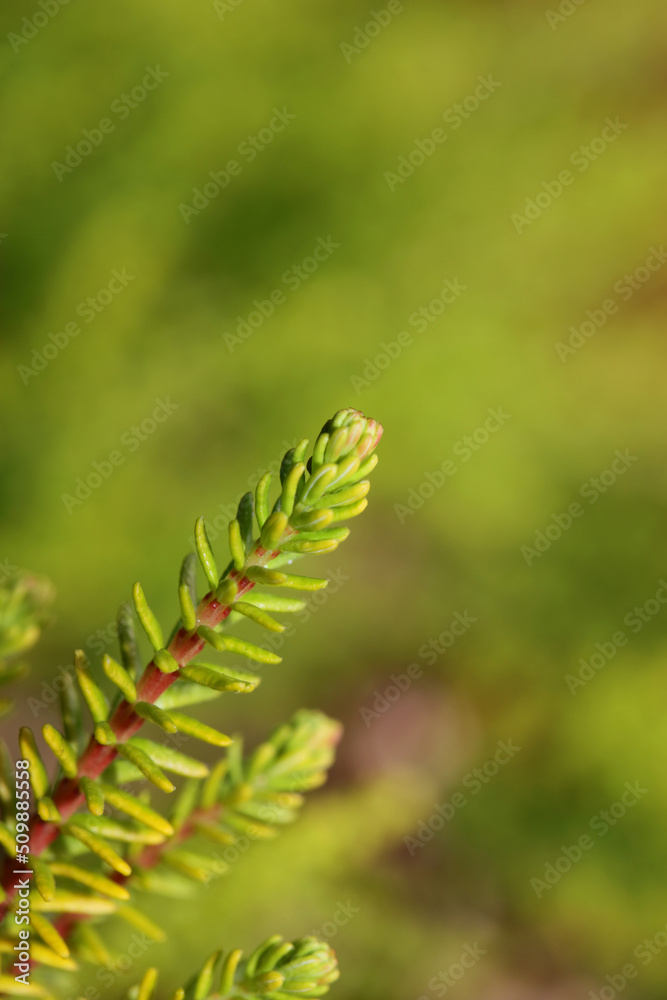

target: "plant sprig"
[120,934,339,1000]
[0,408,382,984]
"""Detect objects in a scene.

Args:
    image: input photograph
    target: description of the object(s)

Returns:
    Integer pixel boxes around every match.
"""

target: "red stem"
[0,538,288,923]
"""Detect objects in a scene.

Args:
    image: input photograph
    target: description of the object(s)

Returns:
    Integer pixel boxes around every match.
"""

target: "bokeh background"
[2,0,667,996]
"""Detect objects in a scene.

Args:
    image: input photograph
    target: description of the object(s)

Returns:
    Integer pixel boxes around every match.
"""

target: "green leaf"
[198,625,281,664]
[68,813,165,844]
[0,822,15,856]
[31,856,56,902]
[31,888,120,914]
[237,492,255,554]
[201,758,228,808]
[29,911,70,959]
[255,472,272,528]
[215,578,238,605]
[279,538,339,555]
[300,464,338,504]
[180,552,198,604]
[102,654,137,703]
[169,777,200,832]
[280,462,306,517]
[37,797,61,822]
[244,566,288,586]
[163,850,226,883]
[260,511,289,550]
[135,701,178,733]
[290,508,334,531]
[127,738,209,778]
[117,743,175,793]
[49,860,131,900]
[180,664,258,694]
[193,820,235,845]
[42,723,77,778]
[59,673,85,755]
[234,602,285,633]
[245,935,283,978]
[228,519,246,571]
[241,592,306,614]
[98,782,174,837]
[80,776,105,816]
[328,497,368,522]
[94,721,117,745]
[155,648,180,673]
[336,450,378,487]
[194,950,221,1000]
[289,527,349,543]
[135,967,159,1000]
[195,516,219,590]
[273,573,329,592]
[18,727,49,798]
[63,826,131,877]
[132,582,164,652]
[191,662,260,685]
[155,681,224,710]
[315,480,370,508]
[219,949,243,995]
[75,649,109,723]
[118,602,141,679]
[168,711,233,747]
[178,584,197,632]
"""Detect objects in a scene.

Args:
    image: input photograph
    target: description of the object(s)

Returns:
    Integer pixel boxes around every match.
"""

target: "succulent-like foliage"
[120,935,338,1000]
[0,571,54,718]
[0,408,382,994]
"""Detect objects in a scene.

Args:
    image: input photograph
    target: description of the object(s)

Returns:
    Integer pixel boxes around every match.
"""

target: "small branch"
[0,539,288,920]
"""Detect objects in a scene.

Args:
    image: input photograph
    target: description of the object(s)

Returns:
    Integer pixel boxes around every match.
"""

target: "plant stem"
[0,536,291,921]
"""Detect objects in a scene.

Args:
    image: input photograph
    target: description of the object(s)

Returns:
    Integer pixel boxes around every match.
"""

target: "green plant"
[0,570,55,719]
[0,408,382,999]
[123,936,339,1000]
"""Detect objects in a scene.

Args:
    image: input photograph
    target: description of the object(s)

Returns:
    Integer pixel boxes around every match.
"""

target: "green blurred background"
[2,0,667,996]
